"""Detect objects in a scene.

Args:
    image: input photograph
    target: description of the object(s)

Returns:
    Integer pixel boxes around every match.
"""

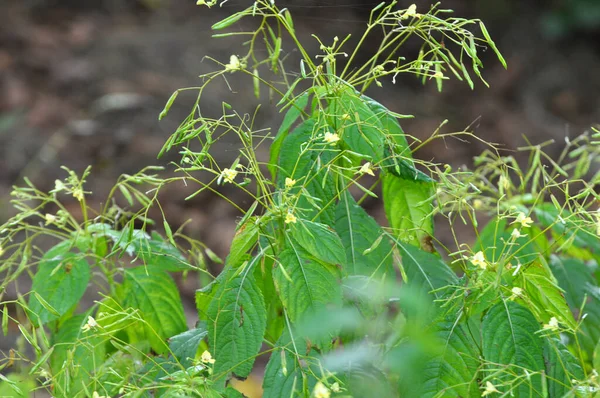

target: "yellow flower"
[72,188,84,202]
[470,251,488,270]
[323,132,340,145]
[482,381,500,396]
[220,168,238,184]
[201,350,216,364]
[331,382,341,393]
[513,212,533,228]
[313,381,331,398]
[473,199,483,210]
[285,212,297,224]
[53,179,66,192]
[81,316,98,332]
[432,71,444,79]
[92,392,109,398]
[510,287,524,300]
[45,213,57,225]
[543,317,560,331]
[401,4,421,19]
[499,175,510,191]
[510,228,526,239]
[285,178,296,188]
[358,162,375,176]
[225,55,242,72]
[0,245,4,257]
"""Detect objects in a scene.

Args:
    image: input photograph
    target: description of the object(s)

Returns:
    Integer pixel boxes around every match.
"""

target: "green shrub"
[1,1,599,397]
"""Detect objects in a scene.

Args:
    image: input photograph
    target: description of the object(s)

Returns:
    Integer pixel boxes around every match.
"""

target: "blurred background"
[1,0,599,308]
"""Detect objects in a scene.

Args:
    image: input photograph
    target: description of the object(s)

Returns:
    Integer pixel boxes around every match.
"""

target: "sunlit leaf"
[275,244,342,333]
[383,174,434,251]
[421,321,480,398]
[29,243,90,325]
[482,301,545,397]
[290,219,346,266]
[335,193,394,277]
[207,264,266,378]
[544,337,584,397]
[122,267,187,354]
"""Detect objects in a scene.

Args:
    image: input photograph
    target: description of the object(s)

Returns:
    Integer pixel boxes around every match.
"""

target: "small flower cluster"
[218,164,243,185]
[312,380,341,398]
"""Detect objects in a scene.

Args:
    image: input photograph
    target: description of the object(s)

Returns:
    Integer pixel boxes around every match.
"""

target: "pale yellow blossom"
[54,179,66,192]
[482,381,500,396]
[81,316,98,332]
[499,175,510,191]
[72,188,84,202]
[543,317,560,331]
[220,168,238,184]
[45,213,57,225]
[432,71,444,79]
[92,392,109,398]
[285,212,297,224]
[401,4,421,19]
[0,245,4,257]
[201,350,216,364]
[331,382,341,393]
[470,251,488,270]
[285,178,296,188]
[225,55,242,72]
[313,381,331,398]
[510,287,524,300]
[323,132,340,145]
[473,199,483,210]
[513,212,533,228]
[358,162,375,176]
[510,228,526,239]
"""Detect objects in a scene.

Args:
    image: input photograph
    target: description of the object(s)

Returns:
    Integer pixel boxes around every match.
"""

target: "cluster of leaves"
[1,1,600,397]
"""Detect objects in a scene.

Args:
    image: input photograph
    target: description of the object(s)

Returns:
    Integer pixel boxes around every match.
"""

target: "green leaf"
[474,217,509,264]
[275,244,342,328]
[330,89,385,162]
[381,156,434,182]
[290,219,346,265]
[474,217,541,266]
[29,243,90,325]
[361,95,412,159]
[398,242,458,300]
[549,256,600,356]
[421,321,481,398]
[383,174,434,251]
[1,305,7,336]
[227,217,259,268]
[0,374,36,398]
[482,301,546,397]
[211,7,251,30]
[122,267,187,354]
[516,262,577,330]
[168,326,208,369]
[50,314,106,397]
[207,263,267,378]
[269,92,310,180]
[335,194,394,278]
[159,90,179,120]
[129,231,191,271]
[277,118,339,225]
[196,273,225,321]
[262,329,318,398]
[535,203,600,254]
[479,21,507,69]
[544,338,584,397]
